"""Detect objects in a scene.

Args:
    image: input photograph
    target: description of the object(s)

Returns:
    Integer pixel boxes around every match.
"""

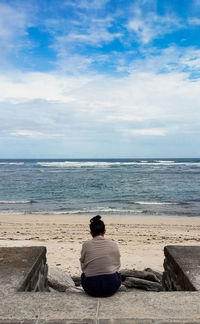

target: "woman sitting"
[80,215,121,297]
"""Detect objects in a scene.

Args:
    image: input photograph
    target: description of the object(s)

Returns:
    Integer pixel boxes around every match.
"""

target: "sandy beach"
[0,214,199,276]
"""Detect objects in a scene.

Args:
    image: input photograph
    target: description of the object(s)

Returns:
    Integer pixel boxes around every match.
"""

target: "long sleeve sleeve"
[110,241,120,271]
[116,244,121,270]
[80,243,86,272]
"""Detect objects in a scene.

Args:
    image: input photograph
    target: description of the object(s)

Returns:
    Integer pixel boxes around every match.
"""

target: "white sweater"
[80,235,121,277]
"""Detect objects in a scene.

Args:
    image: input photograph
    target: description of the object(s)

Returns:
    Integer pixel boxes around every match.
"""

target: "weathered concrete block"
[0,246,48,293]
[163,246,200,291]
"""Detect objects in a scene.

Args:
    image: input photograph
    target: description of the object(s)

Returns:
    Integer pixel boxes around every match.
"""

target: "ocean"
[0,158,200,217]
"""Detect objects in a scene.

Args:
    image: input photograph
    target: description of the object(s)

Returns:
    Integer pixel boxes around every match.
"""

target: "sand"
[0,214,199,275]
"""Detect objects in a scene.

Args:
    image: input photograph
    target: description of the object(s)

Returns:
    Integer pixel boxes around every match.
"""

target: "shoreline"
[0,213,200,275]
[1,213,200,224]
[1,212,200,219]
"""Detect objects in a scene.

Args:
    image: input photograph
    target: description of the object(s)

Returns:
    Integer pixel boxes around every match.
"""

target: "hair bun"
[90,215,101,223]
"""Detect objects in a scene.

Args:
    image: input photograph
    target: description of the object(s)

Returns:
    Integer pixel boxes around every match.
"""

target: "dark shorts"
[81,272,121,297]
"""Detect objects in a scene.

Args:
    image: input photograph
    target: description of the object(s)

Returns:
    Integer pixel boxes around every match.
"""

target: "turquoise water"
[0,158,200,217]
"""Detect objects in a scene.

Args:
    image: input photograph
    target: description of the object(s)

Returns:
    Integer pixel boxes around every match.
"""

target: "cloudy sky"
[0,0,200,158]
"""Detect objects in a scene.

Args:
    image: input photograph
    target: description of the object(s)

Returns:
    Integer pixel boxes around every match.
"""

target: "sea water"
[0,158,200,217]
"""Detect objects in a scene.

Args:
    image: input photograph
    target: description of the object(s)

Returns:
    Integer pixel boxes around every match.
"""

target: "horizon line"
[0,157,200,160]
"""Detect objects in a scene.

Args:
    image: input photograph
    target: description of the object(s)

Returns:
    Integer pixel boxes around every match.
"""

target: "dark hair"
[90,215,105,237]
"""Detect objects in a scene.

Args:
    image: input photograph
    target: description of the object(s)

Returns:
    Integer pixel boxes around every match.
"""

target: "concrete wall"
[162,246,200,291]
[0,246,200,323]
[20,252,48,292]
[18,247,49,292]
[0,246,49,293]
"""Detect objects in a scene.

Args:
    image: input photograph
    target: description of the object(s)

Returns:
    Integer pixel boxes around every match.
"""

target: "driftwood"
[124,277,163,291]
[72,276,82,287]
[144,268,163,282]
[119,269,161,283]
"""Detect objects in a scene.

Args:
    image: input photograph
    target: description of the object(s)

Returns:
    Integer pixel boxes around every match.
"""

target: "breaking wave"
[36,161,200,168]
[48,207,144,215]
[0,162,24,165]
[134,201,187,205]
[0,200,35,204]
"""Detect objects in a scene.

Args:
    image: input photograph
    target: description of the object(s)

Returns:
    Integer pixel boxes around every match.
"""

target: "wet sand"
[0,214,199,275]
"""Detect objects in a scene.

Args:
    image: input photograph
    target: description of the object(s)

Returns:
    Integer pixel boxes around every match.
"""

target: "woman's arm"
[80,243,86,272]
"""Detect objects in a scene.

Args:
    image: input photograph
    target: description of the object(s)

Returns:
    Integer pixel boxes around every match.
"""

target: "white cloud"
[51,15,121,62]
[128,128,167,136]
[188,17,200,25]
[194,0,200,7]
[0,1,200,157]
[121,46,200,76]
[0,72,91,104]
[0,67,200,142]
[127,5,182,44]
[180,49,200,70]
[63,29,121,46]
[44,2,122,72]
[0,3,32,58]
[52,53,94,74]
[78,0,109,10]
[10,130,43,137]
[9,130,64,138]
[64,0,109,10]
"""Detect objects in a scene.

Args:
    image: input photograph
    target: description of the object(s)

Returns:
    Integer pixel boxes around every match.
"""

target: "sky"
[0,0,200,158]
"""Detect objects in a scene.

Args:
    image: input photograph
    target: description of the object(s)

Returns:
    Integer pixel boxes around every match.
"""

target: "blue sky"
[0,0,200,158]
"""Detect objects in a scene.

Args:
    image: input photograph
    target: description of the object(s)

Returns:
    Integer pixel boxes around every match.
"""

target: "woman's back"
[80,235,120,277]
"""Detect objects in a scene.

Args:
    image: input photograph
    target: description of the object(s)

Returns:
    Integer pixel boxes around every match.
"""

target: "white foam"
[0,162,24,165]
[0,200,33,204]
[50,207,143,215]
[36,161,200,168]
[36,161,139,168]
[156,160,174,163]
[35,161,170,167]
[137,161,200,166]
[37,162,112,167]
[135,201,179,205]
